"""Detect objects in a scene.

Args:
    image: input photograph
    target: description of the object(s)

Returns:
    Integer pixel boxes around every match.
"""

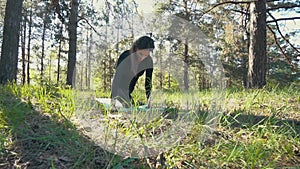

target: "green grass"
[0,83,299,168]
[162,84,300,169]
[0,84,140,168]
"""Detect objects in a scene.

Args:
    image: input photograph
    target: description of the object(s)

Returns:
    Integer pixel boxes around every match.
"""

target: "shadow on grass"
[222,109,300,136]
[0,86,149,169]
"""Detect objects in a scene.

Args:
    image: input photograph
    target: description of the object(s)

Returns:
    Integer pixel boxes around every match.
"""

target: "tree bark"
[0,0,24,84]
[103,58,107,91]
[85,28,91,89]
[66,0,79,87]
[41,13,47,84]
[27,6,33,85]
[21,16,27,85]
[183,42,189,91]
[108,48,113,91]
[247,0,267,88]
[57,26,63,84]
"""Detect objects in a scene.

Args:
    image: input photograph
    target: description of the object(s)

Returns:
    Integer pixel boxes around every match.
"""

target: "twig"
[267,24,297,71]
[267,4,300,11]
[232,9,249,15]
[267,12,300,54]
[267,17,300,23]
[200,0,257,18]
[77,15,104,37]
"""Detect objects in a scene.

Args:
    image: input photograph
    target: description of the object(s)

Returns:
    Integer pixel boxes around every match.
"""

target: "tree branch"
[266,0,281,2]
[267,25,297,71]
[51,0,65,24]
[267,17,300,23]
[232,9,249,15]
[200,0,257,18]
[267,4,300,11]
[267,12,300,54]
[77,15,104,37]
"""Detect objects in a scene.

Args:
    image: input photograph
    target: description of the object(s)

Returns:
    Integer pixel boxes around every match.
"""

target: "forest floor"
[0,84,299,169]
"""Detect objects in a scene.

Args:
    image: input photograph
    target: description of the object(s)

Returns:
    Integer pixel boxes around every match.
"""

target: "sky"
[134,0,155,13]
[94,0,299,45]
[272,11,300,45]
[94,0,155,13]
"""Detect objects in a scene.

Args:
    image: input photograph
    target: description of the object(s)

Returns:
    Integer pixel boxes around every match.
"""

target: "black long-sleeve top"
[111,50,153,107]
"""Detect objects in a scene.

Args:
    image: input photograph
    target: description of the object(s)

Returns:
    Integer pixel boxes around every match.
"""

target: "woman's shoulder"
[117,50,131,66]
[120,50,130,58]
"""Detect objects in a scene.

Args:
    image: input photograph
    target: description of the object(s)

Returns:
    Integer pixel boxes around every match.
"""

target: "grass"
[0,84,142,168]
[0,83,299,168]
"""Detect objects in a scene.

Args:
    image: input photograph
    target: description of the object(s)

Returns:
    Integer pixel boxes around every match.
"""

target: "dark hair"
[131,36,155,52]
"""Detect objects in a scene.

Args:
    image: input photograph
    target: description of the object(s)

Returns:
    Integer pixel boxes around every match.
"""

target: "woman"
[111,36,155,108]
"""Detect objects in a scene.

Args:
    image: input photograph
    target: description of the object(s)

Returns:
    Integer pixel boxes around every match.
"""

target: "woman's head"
[131,36,155,53]
[131,36,155,62]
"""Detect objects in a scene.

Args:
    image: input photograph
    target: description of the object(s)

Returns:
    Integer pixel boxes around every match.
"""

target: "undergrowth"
[0,83,299,169]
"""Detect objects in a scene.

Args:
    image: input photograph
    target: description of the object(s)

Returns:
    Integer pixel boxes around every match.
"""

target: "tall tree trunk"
[159,42,163,89]
[41,13,46,84]
[57,26,63,84]
[21,16,27,85]
[183,0,190,91]
[159,62,163,90]
[168,72,171,89]
[104,21,108,92]
[80,61,83,89]
[85,28,91,89]
[49,50,52,83]
[183,42,189,91]
[242,31,249,88]
[0,0,24,84]
[27,5,33,85]
[247,0,267,88]
[108,48,113,91]
[57,39,61,84]
[103,59,107,91]
[66,0,79,87]
[88,30,92,89]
